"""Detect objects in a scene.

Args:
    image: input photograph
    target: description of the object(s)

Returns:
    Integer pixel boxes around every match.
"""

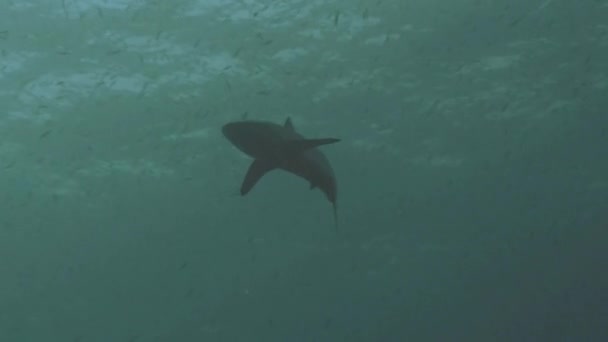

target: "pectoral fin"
[240,159,276,195]
[285,138,340,155]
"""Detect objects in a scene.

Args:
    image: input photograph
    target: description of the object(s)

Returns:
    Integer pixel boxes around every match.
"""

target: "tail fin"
[332,202,338,232]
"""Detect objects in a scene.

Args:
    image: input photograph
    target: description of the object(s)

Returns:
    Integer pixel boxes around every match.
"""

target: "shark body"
[222,117,339,227]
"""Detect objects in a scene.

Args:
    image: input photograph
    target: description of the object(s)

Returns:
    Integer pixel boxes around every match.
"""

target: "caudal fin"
[332,202,338,231]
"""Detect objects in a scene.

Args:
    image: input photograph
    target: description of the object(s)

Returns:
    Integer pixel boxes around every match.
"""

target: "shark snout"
[222,122,247,147]
[221,123,236,140]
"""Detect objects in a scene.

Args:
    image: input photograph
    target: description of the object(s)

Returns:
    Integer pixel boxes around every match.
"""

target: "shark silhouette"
[222,117,339,227]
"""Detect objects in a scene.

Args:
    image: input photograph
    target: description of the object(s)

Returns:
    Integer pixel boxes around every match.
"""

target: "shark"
[222,117,340,228]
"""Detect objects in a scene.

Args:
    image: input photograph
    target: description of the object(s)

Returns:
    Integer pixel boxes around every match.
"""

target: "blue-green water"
[1,0,607,341]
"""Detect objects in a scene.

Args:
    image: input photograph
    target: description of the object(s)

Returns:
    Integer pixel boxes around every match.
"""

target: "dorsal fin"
[284,117,295,132]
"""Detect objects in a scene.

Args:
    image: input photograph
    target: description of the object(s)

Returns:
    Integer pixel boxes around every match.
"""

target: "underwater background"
[1,0,607,341]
